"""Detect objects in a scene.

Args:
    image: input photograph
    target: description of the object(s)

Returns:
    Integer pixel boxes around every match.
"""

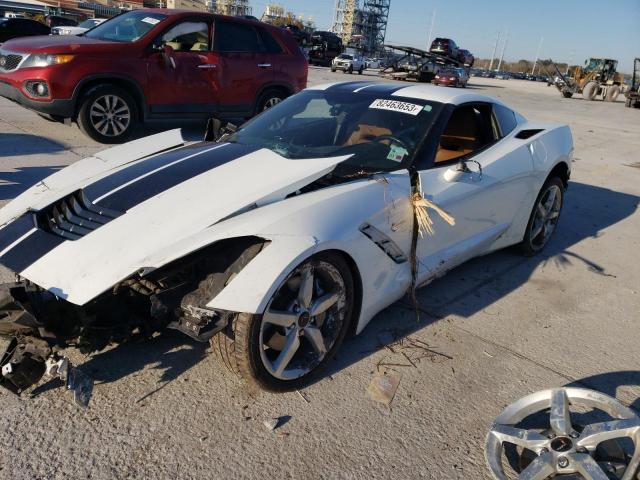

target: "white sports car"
[0,82,572,397]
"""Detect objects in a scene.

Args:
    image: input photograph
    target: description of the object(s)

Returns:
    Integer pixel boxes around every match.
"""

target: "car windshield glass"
[227,90,443,174]
[79,19,100,29]
[338,54,352,59]
[84,12,166,42]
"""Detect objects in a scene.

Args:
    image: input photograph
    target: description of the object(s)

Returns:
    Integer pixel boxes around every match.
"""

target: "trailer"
[381,44,466,83]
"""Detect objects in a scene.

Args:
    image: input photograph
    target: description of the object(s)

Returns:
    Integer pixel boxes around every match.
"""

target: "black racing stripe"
[0,229,64,273]
[363,83,407,95]
[95,142,258,212]
[326,81,373,92]
[84,142,223,201]
[0,214,35,252]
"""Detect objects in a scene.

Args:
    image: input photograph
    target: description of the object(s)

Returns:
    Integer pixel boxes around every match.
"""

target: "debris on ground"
[263,418,279,431]
[367,373,401,405]
[296,390,310,403]
[375,333,453,373]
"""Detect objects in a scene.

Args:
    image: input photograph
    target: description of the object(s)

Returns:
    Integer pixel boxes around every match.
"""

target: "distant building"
[165,0,207,11]
[216,0,250,16]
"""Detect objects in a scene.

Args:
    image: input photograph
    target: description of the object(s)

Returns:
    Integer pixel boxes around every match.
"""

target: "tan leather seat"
[191,42,209,51]
[345,124,392,145]
[435,107,479,163]
[165,41,183,51]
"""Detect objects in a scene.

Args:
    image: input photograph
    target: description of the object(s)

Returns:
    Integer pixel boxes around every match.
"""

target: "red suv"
[0,10,307,143]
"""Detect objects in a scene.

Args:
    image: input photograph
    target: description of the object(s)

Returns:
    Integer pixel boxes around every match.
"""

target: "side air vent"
[515,129,544,139]
[35,190,123,241]
[360,223,407,264]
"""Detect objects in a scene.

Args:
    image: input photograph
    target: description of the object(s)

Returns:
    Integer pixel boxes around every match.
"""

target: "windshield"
[84,11,166,42]
[227,90,443,174]
[79,19,101,29]
[338,54,353,60]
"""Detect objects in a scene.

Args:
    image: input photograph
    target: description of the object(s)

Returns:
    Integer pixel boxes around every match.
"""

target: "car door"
[213,19,273,115]
[414,102,534,285]
[146,18,218,114]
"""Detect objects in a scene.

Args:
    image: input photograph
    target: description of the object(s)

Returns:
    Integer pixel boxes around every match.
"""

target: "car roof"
[308,82,512,109]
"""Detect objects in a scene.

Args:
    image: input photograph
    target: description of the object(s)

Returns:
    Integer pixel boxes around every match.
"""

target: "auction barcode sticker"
[369,99,422,116]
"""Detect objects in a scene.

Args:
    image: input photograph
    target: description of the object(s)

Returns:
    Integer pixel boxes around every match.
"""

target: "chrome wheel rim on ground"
[530,185,562,250]
[259,260,347,381]
[485,388,640,480]
[262,97,282,111]
[89,95,131,137]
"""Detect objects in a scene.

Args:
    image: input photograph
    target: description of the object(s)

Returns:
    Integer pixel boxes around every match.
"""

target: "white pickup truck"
[331,53,365,74]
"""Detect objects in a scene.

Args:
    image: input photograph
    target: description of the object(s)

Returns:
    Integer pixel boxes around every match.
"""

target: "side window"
[434,104,497,164]
[161,21,209,52]
[257,27,283,53]
[493,104,518,137]
[215,21,260,52]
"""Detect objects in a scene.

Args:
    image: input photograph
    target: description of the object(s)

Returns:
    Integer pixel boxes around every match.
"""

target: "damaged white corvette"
[0,82,572,401]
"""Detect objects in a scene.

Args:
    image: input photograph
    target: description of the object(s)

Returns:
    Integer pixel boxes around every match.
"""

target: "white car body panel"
[0,83,573,336]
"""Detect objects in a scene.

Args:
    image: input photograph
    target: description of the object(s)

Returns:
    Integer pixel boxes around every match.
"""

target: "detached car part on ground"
[486,388,640,479]
[0,82,572,403]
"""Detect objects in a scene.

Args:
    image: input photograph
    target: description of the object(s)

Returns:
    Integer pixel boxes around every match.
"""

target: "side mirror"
[443,160,470,182]
[162,44,176,69]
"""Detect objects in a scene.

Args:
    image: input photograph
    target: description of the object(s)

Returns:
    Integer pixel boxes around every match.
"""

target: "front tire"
[77,84,138,144]
[211,252,355,392]
[519,177,564,256]
[582,81,599,101]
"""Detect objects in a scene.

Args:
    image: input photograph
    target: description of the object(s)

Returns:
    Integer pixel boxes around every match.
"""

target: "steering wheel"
[371,134,409,149]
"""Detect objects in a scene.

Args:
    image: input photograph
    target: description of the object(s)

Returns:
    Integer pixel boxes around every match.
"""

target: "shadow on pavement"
[0,133,67,157]
[568,371,640,412]
[0,165,64,200]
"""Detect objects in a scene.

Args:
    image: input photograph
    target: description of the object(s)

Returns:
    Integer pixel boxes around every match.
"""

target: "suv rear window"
[215,21,260,52]
[257,27,283,53]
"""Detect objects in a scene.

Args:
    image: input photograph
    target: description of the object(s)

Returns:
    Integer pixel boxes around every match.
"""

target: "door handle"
[257,63,271,68]
[197,64,217,69]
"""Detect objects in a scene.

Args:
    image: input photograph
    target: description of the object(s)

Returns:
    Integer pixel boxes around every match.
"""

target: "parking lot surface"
[0,68,639,479]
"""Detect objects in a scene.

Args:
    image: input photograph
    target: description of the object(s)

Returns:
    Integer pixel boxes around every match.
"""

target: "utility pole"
[488,30,500,71]
[496,29,509,71]
[426,10,436,49]
[531,36,543,75]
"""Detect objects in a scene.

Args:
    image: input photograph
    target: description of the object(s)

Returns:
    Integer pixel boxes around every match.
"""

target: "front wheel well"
[74,78,145,121]
[321,249,363,337]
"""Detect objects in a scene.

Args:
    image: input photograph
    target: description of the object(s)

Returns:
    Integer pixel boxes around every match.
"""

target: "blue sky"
[252,0,640,73]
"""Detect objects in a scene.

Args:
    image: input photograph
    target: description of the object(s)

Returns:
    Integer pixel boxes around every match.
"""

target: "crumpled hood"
[0,130,349,305]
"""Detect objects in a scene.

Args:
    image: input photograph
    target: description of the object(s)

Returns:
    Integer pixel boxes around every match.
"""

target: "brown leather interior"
[435,107,480,163]
[345,124,392,145]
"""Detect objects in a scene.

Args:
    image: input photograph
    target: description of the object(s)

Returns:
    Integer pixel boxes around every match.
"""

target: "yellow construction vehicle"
[551,57,624,101]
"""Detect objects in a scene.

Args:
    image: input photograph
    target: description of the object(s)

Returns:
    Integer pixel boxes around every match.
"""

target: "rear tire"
[605,85,620,102]
[519,177,564,256]
[582,81,599,101]
[211,251,355,392]
[254,88,286,115]
[562,91,573,98]
[77,84,138,144]
[358,66,363,75]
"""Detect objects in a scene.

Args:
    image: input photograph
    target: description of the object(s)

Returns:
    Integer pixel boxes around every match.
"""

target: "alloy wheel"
[89,94,131,137]
[262,97,282,111]
[529,184,562,250]
[485,388,640,479]
[259,260,347,381]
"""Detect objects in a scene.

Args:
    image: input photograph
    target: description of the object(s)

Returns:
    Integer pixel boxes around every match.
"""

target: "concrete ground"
[0,68,639,480]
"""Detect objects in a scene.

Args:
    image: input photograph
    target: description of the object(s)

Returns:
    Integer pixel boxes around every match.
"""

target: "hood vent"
[35,190,123,241]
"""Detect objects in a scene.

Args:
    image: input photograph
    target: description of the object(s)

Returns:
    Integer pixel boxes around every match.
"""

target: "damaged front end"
[0,236,268,406]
